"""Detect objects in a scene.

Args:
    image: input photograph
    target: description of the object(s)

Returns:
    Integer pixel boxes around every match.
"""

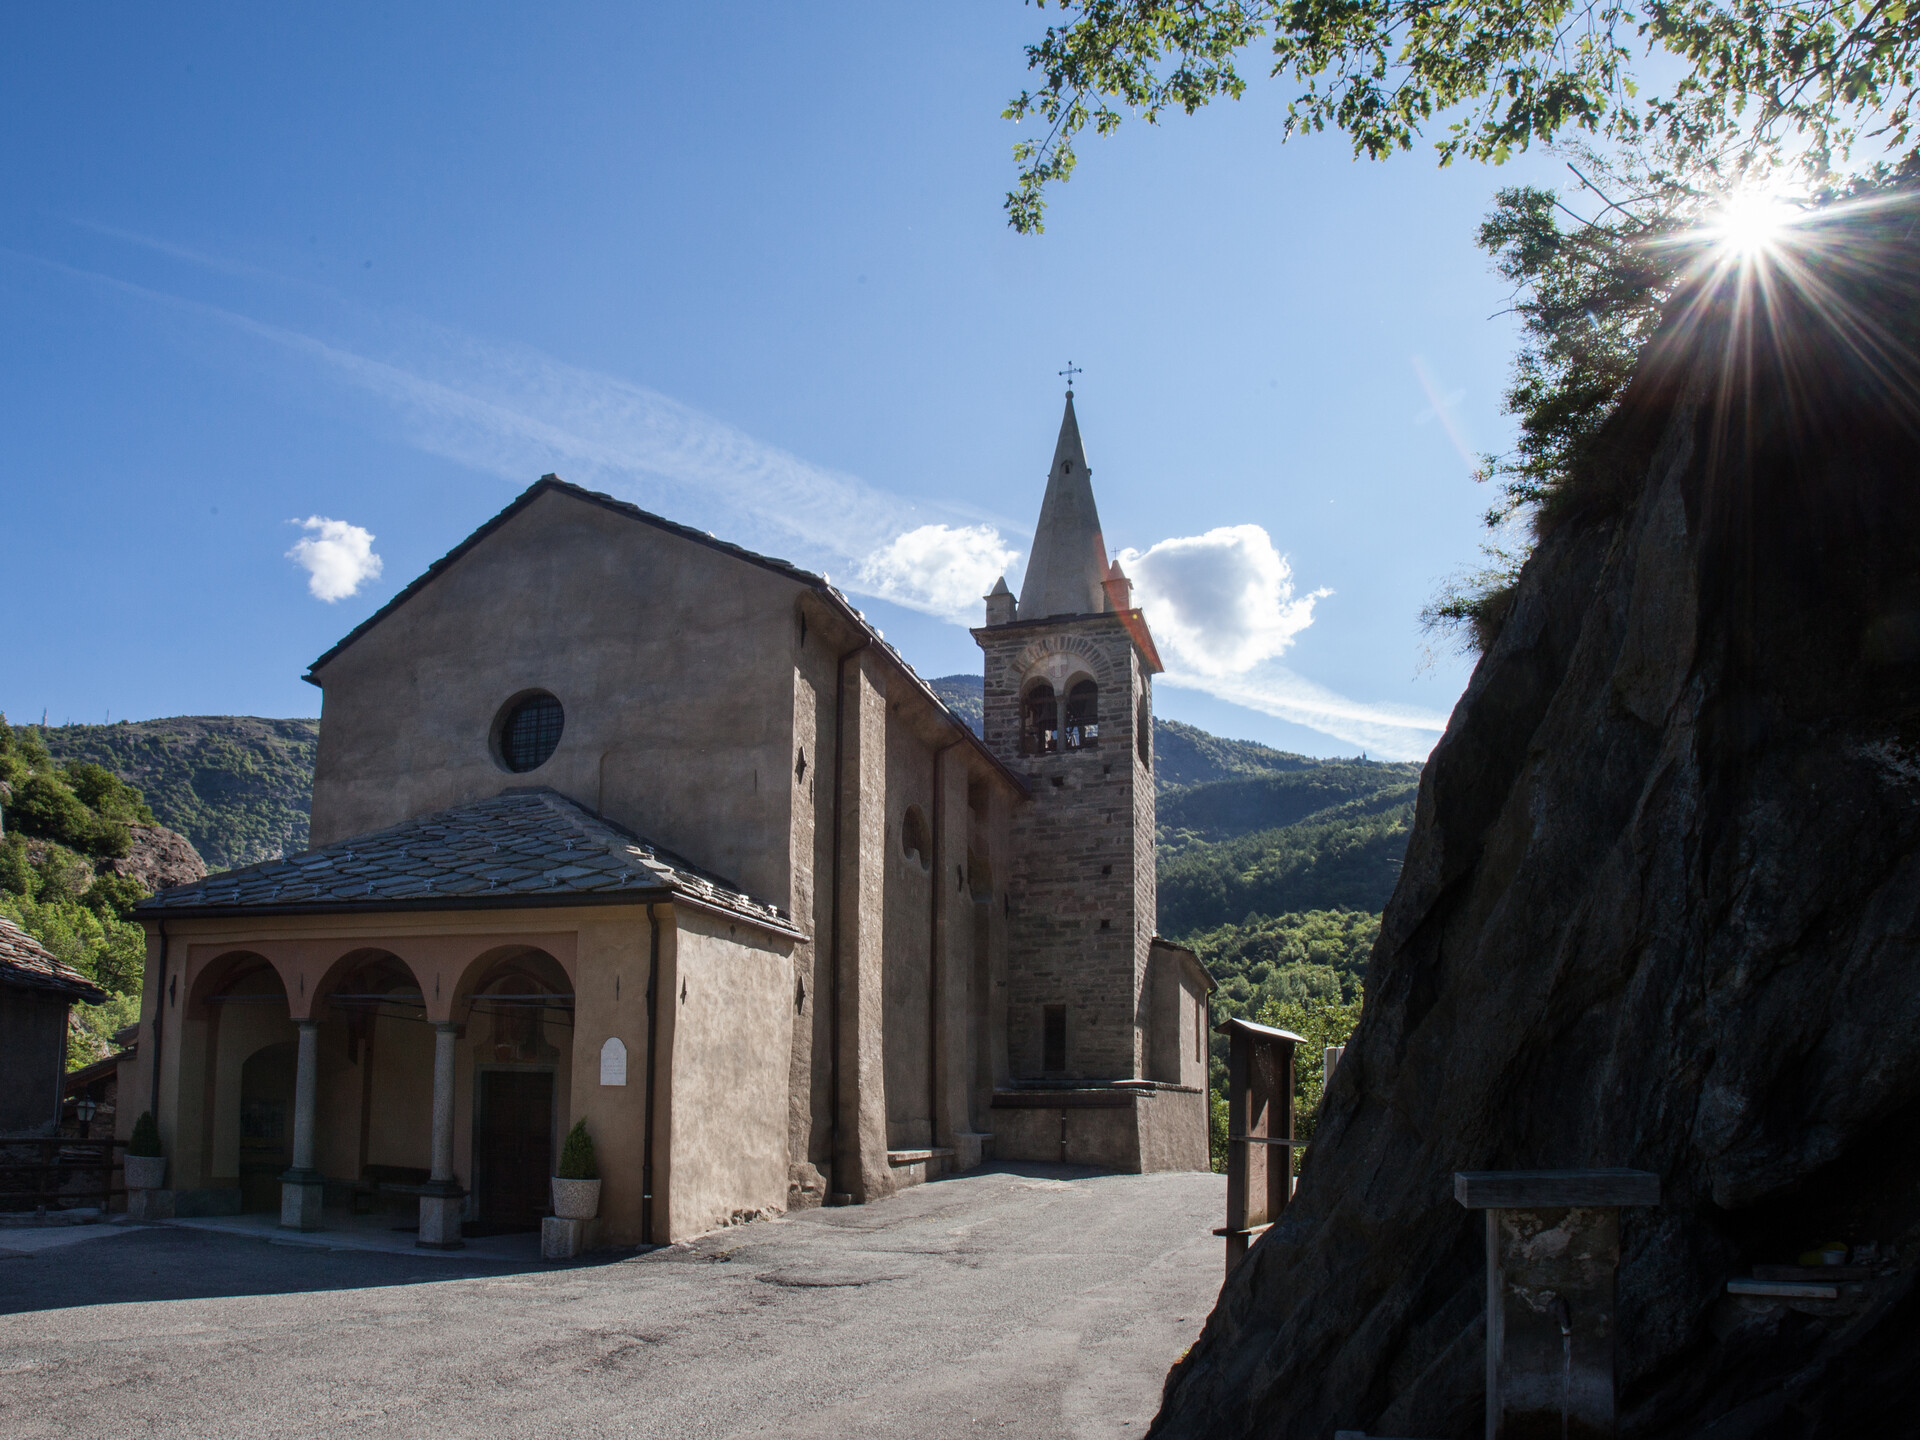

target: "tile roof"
[138,788,797,933]
[0,916,109,1003]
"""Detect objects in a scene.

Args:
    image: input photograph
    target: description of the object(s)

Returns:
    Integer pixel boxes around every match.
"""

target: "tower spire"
[1017,391,1109,619]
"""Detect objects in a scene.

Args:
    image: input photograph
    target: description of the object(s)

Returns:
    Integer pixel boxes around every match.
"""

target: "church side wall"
[663,909,796,1241]
[880,703,938,1152]
[785,648,830,1204]
[309,490,803,908]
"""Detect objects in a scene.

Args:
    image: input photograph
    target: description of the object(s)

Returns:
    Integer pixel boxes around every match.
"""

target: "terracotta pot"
[551,1176,601,1220]
[124,1154,167,1190]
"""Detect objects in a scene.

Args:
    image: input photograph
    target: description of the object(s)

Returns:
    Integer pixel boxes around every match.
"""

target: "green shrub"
[556,1118,597,1180]
[129,1111,162,1158]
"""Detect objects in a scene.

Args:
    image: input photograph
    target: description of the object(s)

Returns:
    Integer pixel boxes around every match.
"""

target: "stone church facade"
[129,393,1211,1246]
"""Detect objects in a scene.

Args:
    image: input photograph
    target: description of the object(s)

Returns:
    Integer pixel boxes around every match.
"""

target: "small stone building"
[127,392,1212,1245]
[1,915,107,1137]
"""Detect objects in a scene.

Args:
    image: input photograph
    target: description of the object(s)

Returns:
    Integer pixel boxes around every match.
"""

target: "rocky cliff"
[1153,209,1920,1436]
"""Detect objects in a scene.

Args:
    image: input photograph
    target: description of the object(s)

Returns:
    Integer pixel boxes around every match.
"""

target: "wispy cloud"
[1161,665,1449,761]
[1411,355,1478,472]
[13,239,1450,755]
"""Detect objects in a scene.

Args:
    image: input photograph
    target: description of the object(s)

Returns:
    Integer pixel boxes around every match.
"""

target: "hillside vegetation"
[0,717,160,1066]
[42,716,319,869]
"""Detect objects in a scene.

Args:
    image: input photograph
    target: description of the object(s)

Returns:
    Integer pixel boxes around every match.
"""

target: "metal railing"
[0,1137,124,1212]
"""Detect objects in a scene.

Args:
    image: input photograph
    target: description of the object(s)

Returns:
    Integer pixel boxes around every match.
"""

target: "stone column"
[417,1022,466,1249]
[279,1020,324,1231]
[1455,1169,1660,1440]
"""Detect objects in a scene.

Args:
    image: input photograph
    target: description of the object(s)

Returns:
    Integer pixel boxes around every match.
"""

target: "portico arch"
[185,955,299,1204]
[442,946,577,1232]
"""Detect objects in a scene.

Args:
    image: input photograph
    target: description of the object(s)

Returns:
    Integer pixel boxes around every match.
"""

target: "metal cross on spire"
[1058,360,1083,395]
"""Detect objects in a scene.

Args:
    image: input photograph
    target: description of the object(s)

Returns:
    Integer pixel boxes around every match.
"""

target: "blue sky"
[1,3,1563,760]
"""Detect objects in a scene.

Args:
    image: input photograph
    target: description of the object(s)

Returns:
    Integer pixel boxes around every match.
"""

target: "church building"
[130,392,1213,1246]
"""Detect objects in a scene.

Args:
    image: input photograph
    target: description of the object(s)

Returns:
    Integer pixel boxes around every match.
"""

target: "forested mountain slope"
[41,717,319,869]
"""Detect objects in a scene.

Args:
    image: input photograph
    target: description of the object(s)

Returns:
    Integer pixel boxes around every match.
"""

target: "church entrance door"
[474,1068,554,1228]
[238,1042,296,1212]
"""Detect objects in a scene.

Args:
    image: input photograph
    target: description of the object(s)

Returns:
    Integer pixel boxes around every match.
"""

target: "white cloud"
[1116,524,1448,759]
[1120,526,1326,677]
[286,516,383,602]
[857,523,1019,622]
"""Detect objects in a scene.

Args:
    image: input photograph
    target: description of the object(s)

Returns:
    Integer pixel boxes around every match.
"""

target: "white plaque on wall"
[600,1036,628,1086]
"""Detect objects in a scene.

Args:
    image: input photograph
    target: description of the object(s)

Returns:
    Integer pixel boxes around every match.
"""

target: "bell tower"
[974,389,1163,1084]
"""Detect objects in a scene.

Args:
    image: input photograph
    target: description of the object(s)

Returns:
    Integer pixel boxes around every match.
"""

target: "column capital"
[295,1017,320,1031]
[435,1020,459,1034]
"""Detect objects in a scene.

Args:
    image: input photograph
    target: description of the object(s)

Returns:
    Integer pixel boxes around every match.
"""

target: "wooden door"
[238,1042,296,1212]
[475,1069,554,1227]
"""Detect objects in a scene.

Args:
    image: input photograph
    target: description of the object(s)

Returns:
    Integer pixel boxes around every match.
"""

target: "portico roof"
[136,787,798,935]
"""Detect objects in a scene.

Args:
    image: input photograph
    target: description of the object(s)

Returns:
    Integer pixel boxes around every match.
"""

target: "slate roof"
[138,788,797,933]
[0,916,109,1004]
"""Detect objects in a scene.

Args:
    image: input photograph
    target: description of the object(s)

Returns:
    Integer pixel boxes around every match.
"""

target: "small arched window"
[1064,680,1099,750]
[498,692,564,773]
[901,805,932,870]
[1021,682,1058,755]
[1136,694,1151,768]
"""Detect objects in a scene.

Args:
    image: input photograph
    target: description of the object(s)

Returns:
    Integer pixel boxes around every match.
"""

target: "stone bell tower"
[974,390,1164,1085]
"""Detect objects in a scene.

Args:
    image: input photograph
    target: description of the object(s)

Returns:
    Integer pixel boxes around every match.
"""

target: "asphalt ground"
[0,1164,1226,1440]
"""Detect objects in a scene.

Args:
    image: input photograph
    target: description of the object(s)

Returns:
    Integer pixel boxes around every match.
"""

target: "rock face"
[112,824,207,893]
[1153,214,1920,1435]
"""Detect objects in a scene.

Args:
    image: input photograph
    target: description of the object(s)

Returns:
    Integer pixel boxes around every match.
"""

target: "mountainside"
[40,717,319,870]
[40,691,1414,934]
[1153,208,1920,1438]
[1151,717,1320,791]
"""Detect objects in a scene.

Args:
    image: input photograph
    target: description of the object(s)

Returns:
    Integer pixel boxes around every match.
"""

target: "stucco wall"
[1134,1087,1208,1173]
[661,908,796,1240]
[880,702,937,1151]
[308,488,803,908]
[563,905,657,1246]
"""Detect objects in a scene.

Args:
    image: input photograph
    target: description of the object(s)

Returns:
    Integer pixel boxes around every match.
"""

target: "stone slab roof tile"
[138,788,793,932]
[0,915,109,1004]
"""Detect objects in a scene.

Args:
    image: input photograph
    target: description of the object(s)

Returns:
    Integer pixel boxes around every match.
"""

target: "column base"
[126,1188,175,1222]
[541,1215,598,1260]
[417,1192,466,1249]
[279,1176,324,1232]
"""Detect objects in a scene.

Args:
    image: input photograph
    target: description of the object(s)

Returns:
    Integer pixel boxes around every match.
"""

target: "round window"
[498,692,564,773]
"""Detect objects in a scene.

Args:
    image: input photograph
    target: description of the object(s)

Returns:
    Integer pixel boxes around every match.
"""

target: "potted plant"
[124,1111,166,1191]
[551,1118,600,1220]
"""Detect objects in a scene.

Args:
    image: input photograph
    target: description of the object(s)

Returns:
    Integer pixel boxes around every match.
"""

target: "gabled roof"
[303,475,1027,797]
[137,787,800,936]
[1150,934,1216,993]
[0,916,108,1004]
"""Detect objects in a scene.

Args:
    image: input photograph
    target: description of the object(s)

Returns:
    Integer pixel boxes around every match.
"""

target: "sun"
[1709,189,1797,259]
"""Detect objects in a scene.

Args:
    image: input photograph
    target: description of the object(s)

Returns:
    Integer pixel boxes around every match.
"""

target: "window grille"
[502,693,564,772]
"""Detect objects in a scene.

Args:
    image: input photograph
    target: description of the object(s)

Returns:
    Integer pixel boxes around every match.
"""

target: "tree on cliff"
[1003,0,1920,234]
[1004,1,1920,650]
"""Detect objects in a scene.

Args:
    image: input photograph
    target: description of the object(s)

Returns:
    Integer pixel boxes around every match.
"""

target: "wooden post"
[1216,1017,1304,1276]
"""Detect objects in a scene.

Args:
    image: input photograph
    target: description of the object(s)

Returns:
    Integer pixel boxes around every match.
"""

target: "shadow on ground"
[0,1225,635,1314]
